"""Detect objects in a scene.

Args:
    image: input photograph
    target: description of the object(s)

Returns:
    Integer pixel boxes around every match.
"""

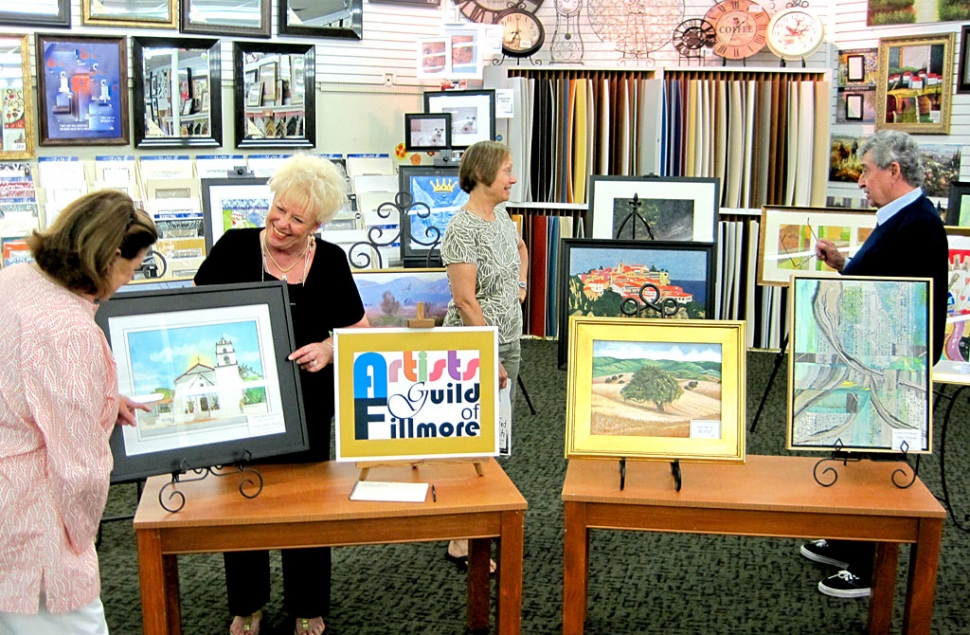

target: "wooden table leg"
[563,501,588,635]
[468,536,491,632]
[902,518,943,634]
[868,542,899,635]
[137,529,182,635]
[496,509,524,635]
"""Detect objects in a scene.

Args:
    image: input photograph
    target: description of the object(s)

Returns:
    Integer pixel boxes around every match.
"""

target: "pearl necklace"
[262,230,313,284]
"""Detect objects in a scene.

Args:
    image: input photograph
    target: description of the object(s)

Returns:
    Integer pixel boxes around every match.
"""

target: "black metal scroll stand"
[158,453,264,513]
[812,439,919,489]
[748,334,789,433]
[932,384,970,532]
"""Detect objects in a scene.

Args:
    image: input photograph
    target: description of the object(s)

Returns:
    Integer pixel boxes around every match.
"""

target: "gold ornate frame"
[876,32,955,135]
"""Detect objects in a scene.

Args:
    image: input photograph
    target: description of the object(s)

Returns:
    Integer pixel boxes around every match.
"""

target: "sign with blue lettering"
[334,326,499,461]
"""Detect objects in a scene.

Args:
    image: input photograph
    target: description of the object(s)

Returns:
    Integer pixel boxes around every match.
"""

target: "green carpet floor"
[96,339,970,634]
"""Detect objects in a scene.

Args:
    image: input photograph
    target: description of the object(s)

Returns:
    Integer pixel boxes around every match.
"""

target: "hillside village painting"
[352,269,450,327]
[120,319,278,444]
[590,339,723,438]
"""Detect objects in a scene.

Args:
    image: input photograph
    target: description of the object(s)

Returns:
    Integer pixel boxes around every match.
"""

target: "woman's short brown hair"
[459,140,510,194]
[27,190,158,297]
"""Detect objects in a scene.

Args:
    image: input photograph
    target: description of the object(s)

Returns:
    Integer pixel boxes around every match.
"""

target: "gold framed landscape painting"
[876,33,955,135]
[565,316,745,462]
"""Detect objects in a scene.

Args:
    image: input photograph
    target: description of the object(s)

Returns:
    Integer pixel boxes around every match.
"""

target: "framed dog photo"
[788,274,933,454]
[565,316,746,462]
[95,282,309,482]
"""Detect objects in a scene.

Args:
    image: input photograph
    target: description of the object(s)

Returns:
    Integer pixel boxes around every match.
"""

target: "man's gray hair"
[858,130,923,188]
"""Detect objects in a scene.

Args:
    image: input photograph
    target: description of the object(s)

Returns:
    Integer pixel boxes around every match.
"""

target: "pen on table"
[431,484,437,503]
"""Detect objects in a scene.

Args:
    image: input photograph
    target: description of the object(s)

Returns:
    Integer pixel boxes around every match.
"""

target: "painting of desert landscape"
[589,339,723,438]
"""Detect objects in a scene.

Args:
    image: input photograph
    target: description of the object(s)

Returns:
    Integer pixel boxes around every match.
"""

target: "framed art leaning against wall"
[565,316,746,462]
[95,282,309,482]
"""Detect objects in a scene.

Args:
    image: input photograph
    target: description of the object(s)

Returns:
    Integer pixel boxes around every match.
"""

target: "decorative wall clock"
[454,0,543,25]
[586,0,685,63]
[702,0,770,60]
[550,0,584,64]
[766,6,825,61]
[499,8,545,58]
[672,18,716,60]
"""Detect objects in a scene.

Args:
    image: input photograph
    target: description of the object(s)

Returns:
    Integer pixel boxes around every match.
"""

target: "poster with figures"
[36,34,128,145]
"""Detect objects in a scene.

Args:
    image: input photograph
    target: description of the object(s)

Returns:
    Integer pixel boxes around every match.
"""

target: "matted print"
[201,176,272,252]
[565,316,745,462]
[352,268,450,327]
[933,226,970,385]
[588,175,719,243]
[557,239,716,368]
[758,206,877,286]
[788,275,933,454]
[333,326,499,461]
[95,282,309,482]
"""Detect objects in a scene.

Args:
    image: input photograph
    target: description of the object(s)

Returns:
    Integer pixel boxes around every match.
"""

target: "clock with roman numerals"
[454,0,544,25]
[703,0,770,60]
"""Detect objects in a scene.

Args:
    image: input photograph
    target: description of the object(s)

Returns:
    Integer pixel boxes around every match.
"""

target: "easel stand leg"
[750,334,788,433]
[517,375,537,416]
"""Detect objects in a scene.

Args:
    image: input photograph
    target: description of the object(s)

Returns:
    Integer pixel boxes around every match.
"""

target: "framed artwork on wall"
[35,34,129,147]
[201,176,272,252]
[960,25,970,94]
[333,326,499,461]
[278,0,363,40]
[564,316,746,462]
[132,36,223,149]
[234,41,315,149]
[787,275,933,454]
[557,239,717,368]
[83,0,177,28]
[757,206,877,286]
[398,165,469,266]
[588,176,719,243]
[876,33,954,135]
[423,89,495,150]
[946,181,970,226]
[404,112,452,152]
[180,0,271,38]
[0,0,70,27]
[934,225,970,385]
[0,35,36,160]
[95,282,310,482]
[351,268,450,327]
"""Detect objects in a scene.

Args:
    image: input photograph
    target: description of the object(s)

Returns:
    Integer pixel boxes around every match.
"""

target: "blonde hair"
[27,190,157,297]
[268,154,348,226]
[459,141,510,193]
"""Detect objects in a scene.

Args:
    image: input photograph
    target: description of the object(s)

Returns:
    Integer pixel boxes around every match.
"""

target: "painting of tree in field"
[590,339,723,438]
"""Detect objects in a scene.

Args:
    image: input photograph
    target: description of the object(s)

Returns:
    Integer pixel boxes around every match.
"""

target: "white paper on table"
[349,480,430,503]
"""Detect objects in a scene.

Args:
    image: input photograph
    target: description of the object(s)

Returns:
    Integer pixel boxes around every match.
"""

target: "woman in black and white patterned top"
[440,140,528,569]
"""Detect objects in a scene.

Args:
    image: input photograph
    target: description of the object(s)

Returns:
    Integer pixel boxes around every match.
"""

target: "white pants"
[0,594,108,635]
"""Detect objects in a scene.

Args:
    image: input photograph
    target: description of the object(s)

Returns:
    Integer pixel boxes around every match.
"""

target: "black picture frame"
[423,89,496,150]
[133,36,223,149]
[234,41,315,149]
[398,165,469,267]
[959,25,970,94]
[557,239,717,369]
[405,112,452,152]
[96,282,309,483]
[180,0,271,38]
[845,54,866,83]
[201,176,273,252]
[278,0,363,40]
[0,0,69,27]
[946,180,970,226]
[845,93,864,121]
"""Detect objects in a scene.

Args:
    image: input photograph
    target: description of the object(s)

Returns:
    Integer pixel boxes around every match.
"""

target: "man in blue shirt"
[805,130,948,599]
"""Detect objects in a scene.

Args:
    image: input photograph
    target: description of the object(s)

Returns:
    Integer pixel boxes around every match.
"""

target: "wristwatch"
[518,281,527,289]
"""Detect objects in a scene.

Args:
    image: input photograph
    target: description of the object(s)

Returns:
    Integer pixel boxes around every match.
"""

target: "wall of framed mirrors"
[181,0,271,38]
[233,41,315,149]
[133,37,222,148]
[0,34,34,160]
[279,0,363,40]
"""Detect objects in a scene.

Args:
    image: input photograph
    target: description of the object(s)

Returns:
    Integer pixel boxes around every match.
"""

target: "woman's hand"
[499,362,508,389]
[117,395,149,427]
[289,339,333,373]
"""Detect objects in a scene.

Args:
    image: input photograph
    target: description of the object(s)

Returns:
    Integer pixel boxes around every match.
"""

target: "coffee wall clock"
[703,0,770,60]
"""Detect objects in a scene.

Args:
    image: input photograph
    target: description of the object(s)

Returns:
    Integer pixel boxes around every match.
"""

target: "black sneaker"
[799,539,852,569]
[818,569,871,598]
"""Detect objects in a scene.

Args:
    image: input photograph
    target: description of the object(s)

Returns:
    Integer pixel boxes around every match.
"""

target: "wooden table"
[134,459,526,635]
[561,455,945,635]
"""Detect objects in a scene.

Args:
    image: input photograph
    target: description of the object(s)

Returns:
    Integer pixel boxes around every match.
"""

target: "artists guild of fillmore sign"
[334,327,500,461]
